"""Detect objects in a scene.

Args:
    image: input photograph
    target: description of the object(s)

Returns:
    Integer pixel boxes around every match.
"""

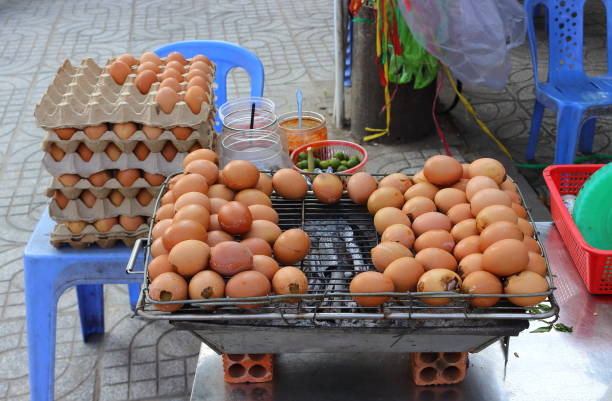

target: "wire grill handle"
[126,237,147,274]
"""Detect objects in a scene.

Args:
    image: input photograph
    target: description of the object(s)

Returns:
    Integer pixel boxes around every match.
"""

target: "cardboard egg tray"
[48,194,158,223]
[46,176,163,199]
[50,221,149,249]
[34,58,216,131]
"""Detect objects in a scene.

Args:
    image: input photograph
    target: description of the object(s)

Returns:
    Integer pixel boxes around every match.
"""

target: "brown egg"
[226,271,271,309]
[80,189,97,208]
[166,60,186,74]
[66,221,87,234]
[350,271,395,307]
[482,239,528,276]
[504,271,548,306]
[184,86,206,114]
[461,271,502,307]
[160,191,174,205]
[451,218,478,242]
[381,224,415,249]
[119,216,144,231]
[113,122,137,139]
[526,252,547,276]
[412,212,452,236]
[174,192,211,211]
[453,235,481,261]
[108,190,125,206]
[517,218,535,237]
[117,53,137,66]
[183,149,219,167]
[148,255,175,281]
[272,169,308,200]
[273,229,311,264]
[159,76,182,94]
[313,173,344,204]
[58,174,80,187]
[84,123,108,139]
[210,241,253,276]
[415,248,457,271]
[379,173,412,193]
[88,171,111,186]
[210,198,228,214]
[371,242,413,271]
[272,266,308,302]
[167,51,187,65]
[169,174,184,190]
[241,237,272,256]
[218,201,252,234]
[252,255,280,280]
[152,218,172,240]
[414,229,454,253]
[223,160,260,190]
[53,190,69,209]
[234,189,272,207]
[402,196,436,221]
[373,207,411,234]
[457,253,483,279]
[188,270,225,302]
[475,204,518,232]
[524,236,542,254]
[512,202,528,219]
[470,188,512,216]
[479,221,523,251]
[191,54,213,65]
[255,173,273,196]
[248,205,279,224]
[172,126,192,140]
[136,189,153,206]
[403,182,438,201]
[347,172,378,205]
[105,143,122,161]
[469,158,506,184]
[144,172,165,186]
[162,220,207,250]
[434,188,467,213]
[142,125,163,139]
[134,70,157,94]
[186,68,209,82]
[244,220,282,244]
[185,159,219,185]
[450,178,469,192]
[465,176,498,201]
[149,272,188,312]
[383,257,424,292]
[190,60,211,72]
[504,190,521,204]
[140,51,162,65]
[416,269,462,306]
[174,204,210,230]
[206,230,234,247]
[187,76,209,91]
[209,214,221,231]
[156,87,179,114]
[77,143,93,162]
[367,187,404,214]
[501,178,517,192]
[168,239,210,277]
[136,61,161,74]
[109,60,131,85]
[151,237,169,258]
[423,155,463,186]
[54,127,76,140]
[411,170,428,184]
[94,217,117,232]
[447,203,472,225]
[461,163,470,178]
[116,169,140,186]
[208,184,235,201]
[173,174,208,198]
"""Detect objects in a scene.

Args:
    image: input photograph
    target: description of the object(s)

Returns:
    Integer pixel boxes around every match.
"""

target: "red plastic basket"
[543,164,612,294]
[290,140,368,174]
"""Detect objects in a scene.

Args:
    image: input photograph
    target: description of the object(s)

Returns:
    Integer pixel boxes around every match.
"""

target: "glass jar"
[278,111,328,154]
[219,130,292,170]
[222,109,289,153]
[218,97,275,123]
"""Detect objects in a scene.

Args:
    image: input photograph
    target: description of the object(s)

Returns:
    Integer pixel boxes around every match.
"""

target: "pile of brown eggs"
[148,152,312,312]
[346,156,549,308]
[110,52,213,114]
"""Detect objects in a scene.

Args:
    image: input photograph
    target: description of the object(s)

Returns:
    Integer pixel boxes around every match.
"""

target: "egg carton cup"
[46,177,162,199]
[49,195,157,222]
[35,58,216,130]
[51,221,148,249]
[43,147,190,176]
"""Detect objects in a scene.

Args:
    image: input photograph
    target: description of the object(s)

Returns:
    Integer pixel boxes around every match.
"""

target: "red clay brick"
[222,353,274,383]
[224,382,274,401]
[409,352,468,386]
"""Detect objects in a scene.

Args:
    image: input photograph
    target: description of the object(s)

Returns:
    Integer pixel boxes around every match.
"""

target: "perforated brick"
[409,352,468,386]
[222,354,274,383]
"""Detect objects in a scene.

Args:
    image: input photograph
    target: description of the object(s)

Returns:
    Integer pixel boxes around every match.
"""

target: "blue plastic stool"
[24,210,143,401]
[153,40,265,131]
[525,0,612,164]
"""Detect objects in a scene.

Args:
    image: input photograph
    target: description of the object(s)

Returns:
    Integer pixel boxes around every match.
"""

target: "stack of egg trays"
[36,58,217,248]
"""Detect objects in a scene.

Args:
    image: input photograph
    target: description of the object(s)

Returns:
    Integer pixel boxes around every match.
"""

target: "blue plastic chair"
[153,40,265,131]
[525,0,612,164]
[24,210,143,401]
